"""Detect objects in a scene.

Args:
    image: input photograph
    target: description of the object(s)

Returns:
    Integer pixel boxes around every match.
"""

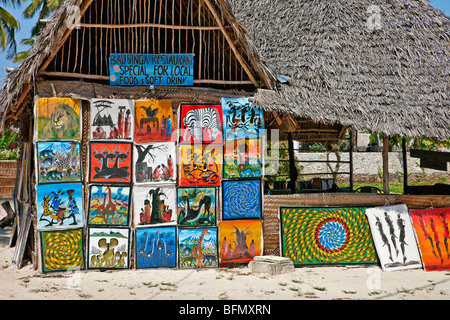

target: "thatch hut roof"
[1,0,449,140]
[226,0,450,139]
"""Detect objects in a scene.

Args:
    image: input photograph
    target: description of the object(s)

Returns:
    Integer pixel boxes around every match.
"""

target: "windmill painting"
[90,99,134,140]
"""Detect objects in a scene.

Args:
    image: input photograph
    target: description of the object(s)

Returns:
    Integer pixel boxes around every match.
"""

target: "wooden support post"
[288,132,298,194]
[402,138,409,195]
[349,129,354,192]
[382,135,390,194]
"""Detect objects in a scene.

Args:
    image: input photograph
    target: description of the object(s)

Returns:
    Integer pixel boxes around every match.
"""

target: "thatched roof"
[1,0,449,139]
[227,0,450,139]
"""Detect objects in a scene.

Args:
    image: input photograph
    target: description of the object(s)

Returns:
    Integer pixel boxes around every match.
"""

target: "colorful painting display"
[88,185,131,226]
[178,227,218,268]
[223,139,262,179]
[177,187,217,227]
[36,141,81,184]
[365,204,422,271]
[179,144,222,187]
[40,228,84,273]
[219,220,262,264]
[280,207,378,266]
[36,183,84,230]
[135,226,177,268]
[221,97,264,140]
[35,98,81,141]
[134,142,176,184]
[133,185,176,227]
[179,103,223,144]
[90,99,134,140]
[87,227,130,269]
[89,142,132,184]
[222,179,262,220]
[410,207,450,271]
[134,100,174,143]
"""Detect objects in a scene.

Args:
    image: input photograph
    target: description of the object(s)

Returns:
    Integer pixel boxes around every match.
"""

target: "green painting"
[280,207,378,266]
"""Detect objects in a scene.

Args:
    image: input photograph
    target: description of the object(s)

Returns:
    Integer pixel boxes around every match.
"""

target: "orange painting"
[179,144,222,187]
[410,207,450,271]
[219,219,262,264]
[134,100,174,143]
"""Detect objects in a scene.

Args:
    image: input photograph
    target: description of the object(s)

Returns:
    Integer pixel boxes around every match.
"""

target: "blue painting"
[221,97,264,140]
[36,183,84,230]
[222,179,262,220]
[135,226,176,268]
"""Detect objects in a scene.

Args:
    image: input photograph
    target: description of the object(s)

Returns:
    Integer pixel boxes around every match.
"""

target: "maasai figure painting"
[89,142,132,184]
[40,228,84,273]
[179,144,222,187]
[280,207,378,266]
[87,227,130,270]
[135,226,177,268]
[223,139,262,179]
[87,185,131,226]
[133,185,176,227]
[410,207,450,271]
[134,100,174,143]
[35,98,81,141]
[365,204,422,271]
[177,187,217,227]
[134,142,176,184]
[90,99,134,140]
[178,227,218,268]
[179,103,223,144]
[219,219,262,264]
[221,97,264,140]
[222,179,262,219]
[36,183,84,230]
[36,141,81,184]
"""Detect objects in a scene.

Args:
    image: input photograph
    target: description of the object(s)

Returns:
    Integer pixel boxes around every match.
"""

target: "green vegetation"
[0,129,19,160]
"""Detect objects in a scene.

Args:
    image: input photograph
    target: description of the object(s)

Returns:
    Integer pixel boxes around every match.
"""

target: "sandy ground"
[1,205,450,302]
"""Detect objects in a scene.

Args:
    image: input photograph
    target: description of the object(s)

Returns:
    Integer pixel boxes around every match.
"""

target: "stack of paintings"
[218,97,264,265]
[34,98,85,273]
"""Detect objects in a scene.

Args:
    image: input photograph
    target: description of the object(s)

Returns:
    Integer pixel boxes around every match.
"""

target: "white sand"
[1,208,450,301]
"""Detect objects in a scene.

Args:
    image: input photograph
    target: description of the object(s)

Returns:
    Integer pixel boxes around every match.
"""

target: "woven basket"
[0,160,16,196]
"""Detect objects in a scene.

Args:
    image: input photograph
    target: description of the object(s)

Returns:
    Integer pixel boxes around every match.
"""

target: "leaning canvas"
[35,98,81,141]
[221,97,264,140]
[90,99,134,140]
[40,228,84,273]
[219,219,262,264]
[134,142,176,184]
[134,100,174,143]
[87,227,130,270]
[365,204,422,271]
[135,226,177,268]
[280,207,378,266]
[133,185,176,227]
[36,183,84,230]
[36,141,82,184]
[410,207,450,271]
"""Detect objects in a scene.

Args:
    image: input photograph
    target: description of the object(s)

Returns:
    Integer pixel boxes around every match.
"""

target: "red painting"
[179,104,223,144]
[410,207,450,271]
[89,142,132,184]
[179,144,222,187]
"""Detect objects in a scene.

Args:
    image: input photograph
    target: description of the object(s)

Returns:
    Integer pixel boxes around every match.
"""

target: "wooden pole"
[382,135,390,194]
[402,138,409,195]
[288,132,298,194]
[349,129,354,191]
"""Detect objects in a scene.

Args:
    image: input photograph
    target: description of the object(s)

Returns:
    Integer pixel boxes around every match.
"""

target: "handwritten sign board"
[109,53,194,86]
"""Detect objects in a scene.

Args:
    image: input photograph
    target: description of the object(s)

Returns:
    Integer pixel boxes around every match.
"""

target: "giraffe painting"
[178,227,218,268]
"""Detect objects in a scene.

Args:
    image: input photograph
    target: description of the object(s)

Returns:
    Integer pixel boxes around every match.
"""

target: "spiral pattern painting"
[280,207,378,266]
[41,229,84,272]
[222,179,262,219]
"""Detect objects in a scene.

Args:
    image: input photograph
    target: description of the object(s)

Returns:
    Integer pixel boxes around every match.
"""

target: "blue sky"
[0,0,449,83]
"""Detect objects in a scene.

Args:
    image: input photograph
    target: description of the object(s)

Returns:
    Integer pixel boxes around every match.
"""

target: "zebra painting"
[180,104,223,144]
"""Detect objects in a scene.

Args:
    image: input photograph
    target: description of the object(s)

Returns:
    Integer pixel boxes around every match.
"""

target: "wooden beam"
[402,138,409,195]
[202,0,259,87]
[79,22,224,30]
[383,135,390,194]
